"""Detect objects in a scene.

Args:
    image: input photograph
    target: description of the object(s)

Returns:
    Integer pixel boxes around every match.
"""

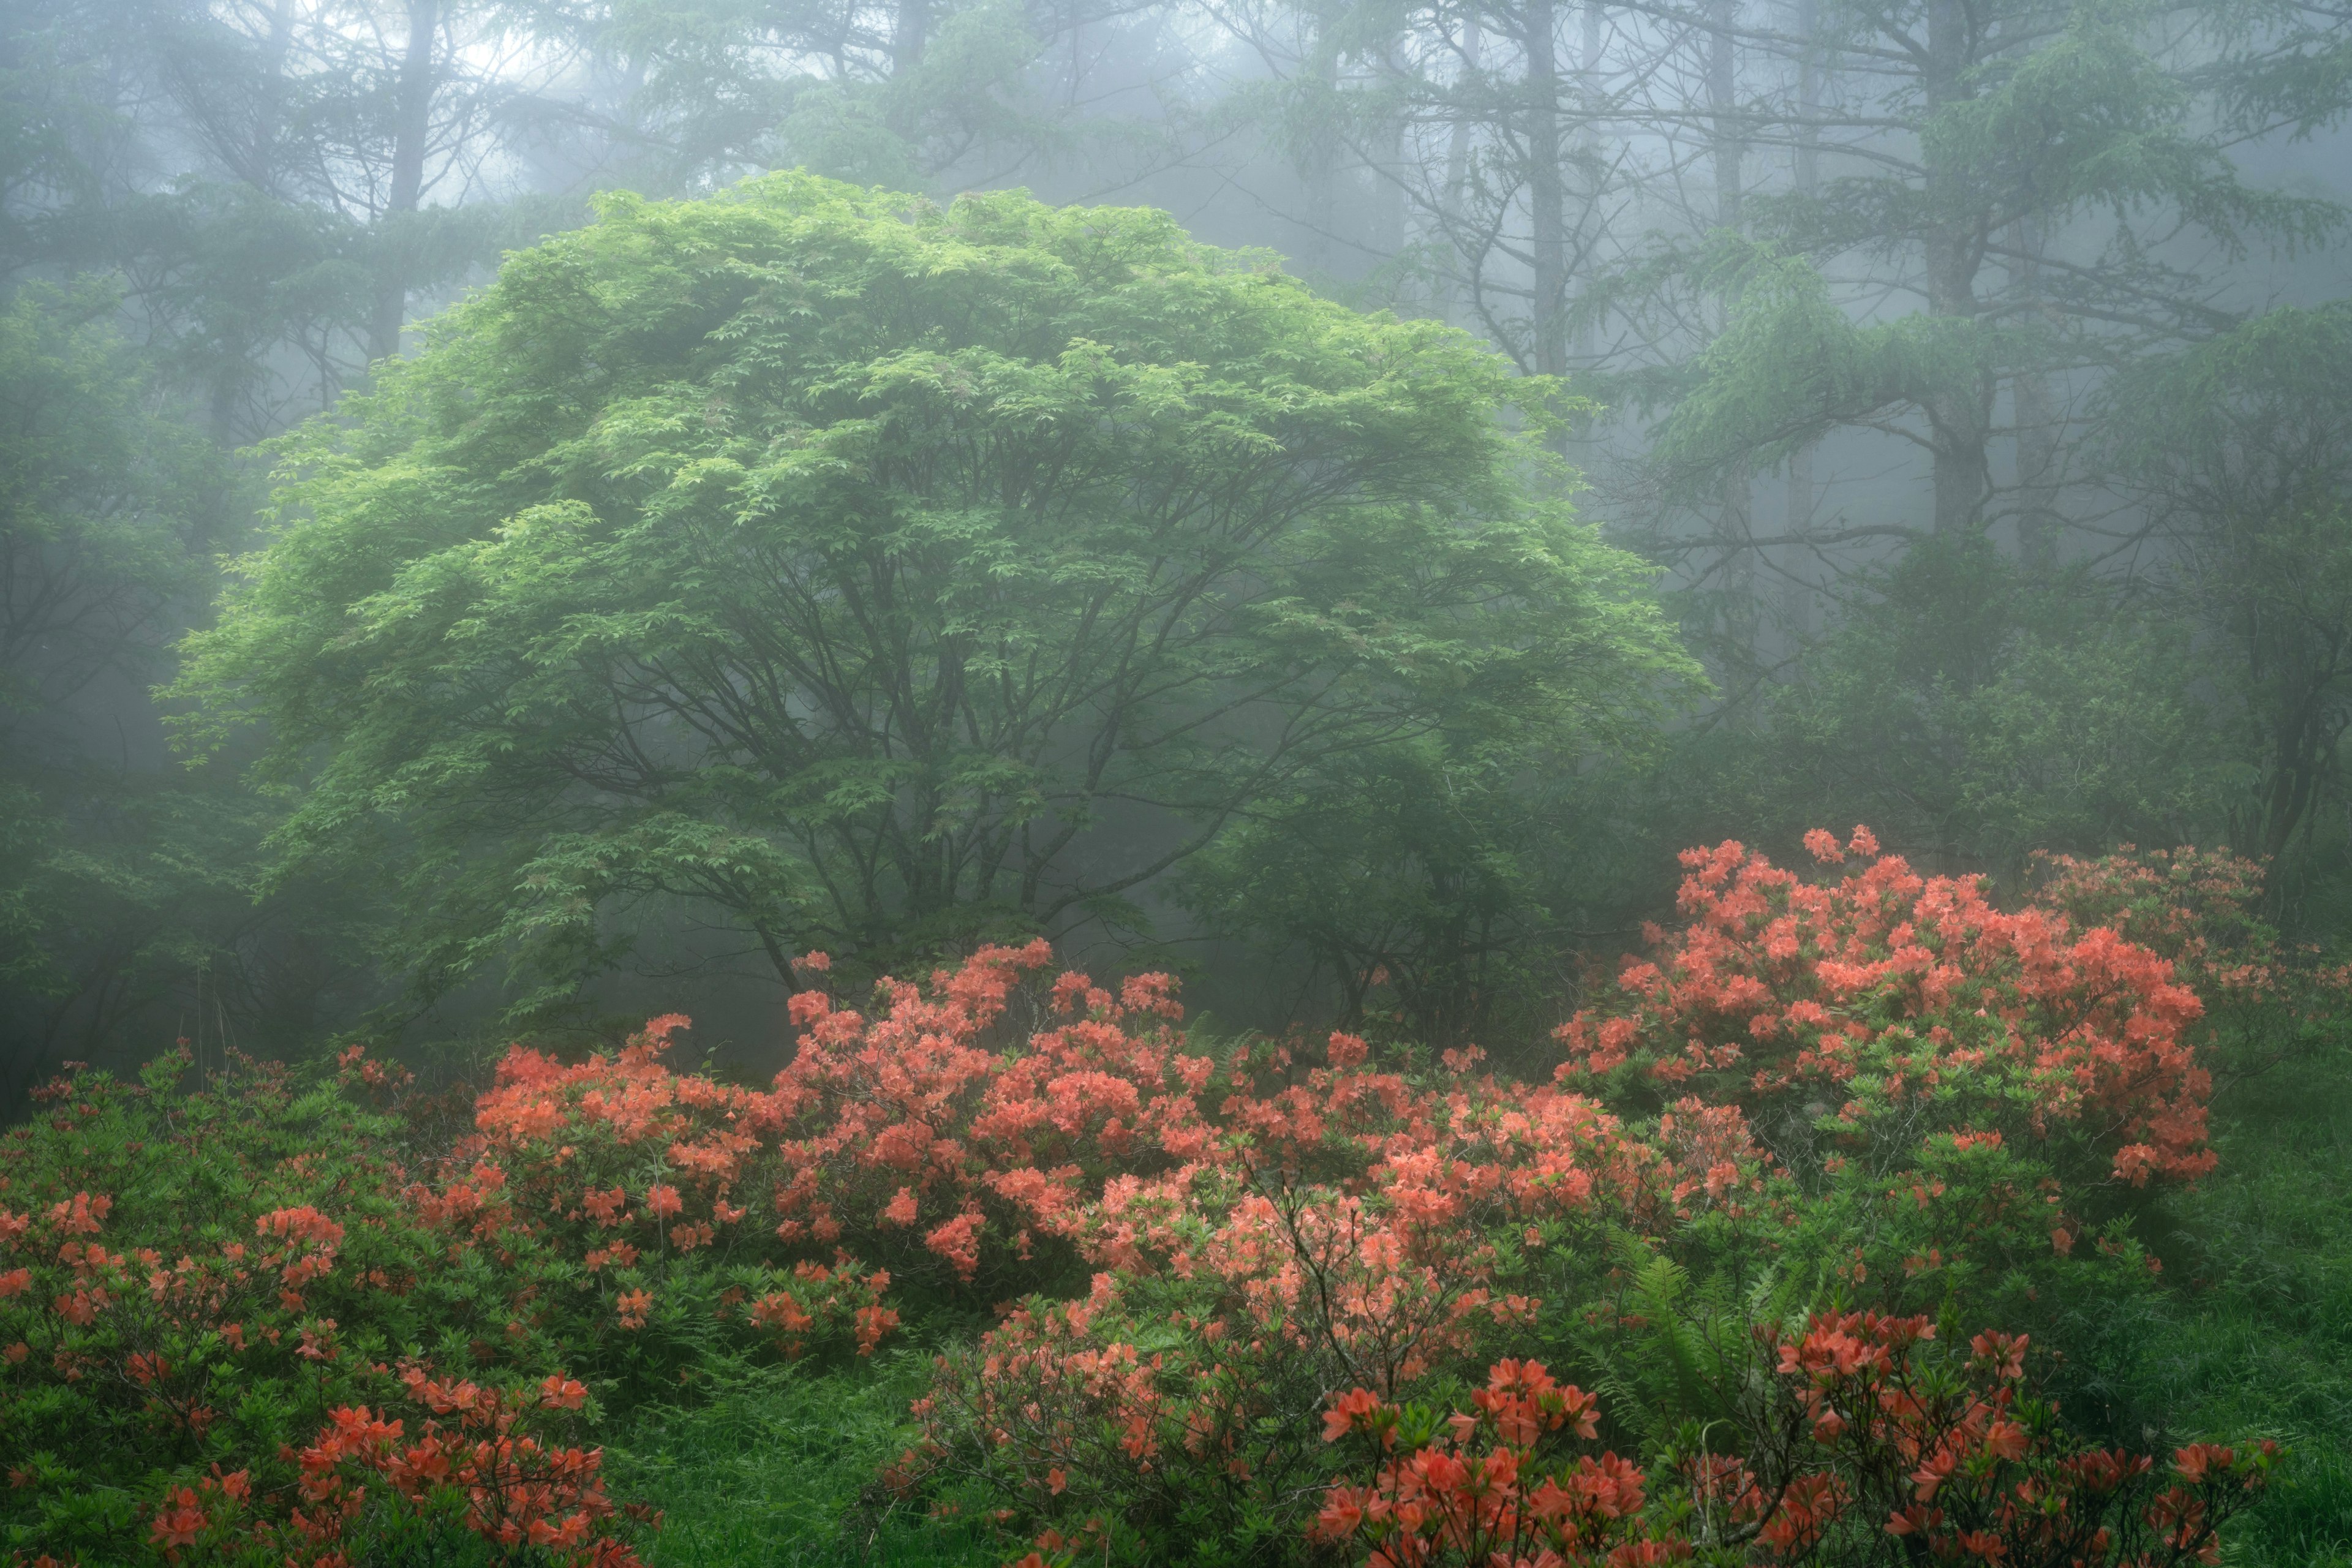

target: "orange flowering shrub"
[2030,844,2352,1055]
[460,943,1215,1302]
[123,1368,643,1567]
[0,1050,656,1565]
[0,830,2279,1567]
[429,1007,901,1367]
[265,1368,643,1566]
[1554,830,2216,1187]
[1312,1321,2275,1567]
[1310,1359,1684,1567]
[2029,845,2275,987]
[872,837,2266,1564]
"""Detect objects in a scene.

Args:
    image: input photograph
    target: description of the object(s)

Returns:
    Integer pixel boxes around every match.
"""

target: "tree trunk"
[1920,0,1991,533]
[1707,0,1740,230]
[1442,13,1483,323]
[1303,26,1341,276]
[1709,0,1757,658]
[2009,216,2060,571]
[368,0,439,364]
[1574,0,1602,360]
[1370,40,1408,266]
[1526,0,1566,378]
[1781,0,1820,645]
[894,0,929,73]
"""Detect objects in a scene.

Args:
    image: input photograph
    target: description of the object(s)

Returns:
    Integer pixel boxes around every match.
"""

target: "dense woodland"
[4,0,2352,1561]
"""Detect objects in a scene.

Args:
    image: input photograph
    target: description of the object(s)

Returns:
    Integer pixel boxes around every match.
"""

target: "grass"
[604,1349,995,1568]
[2136,1025,2352,1567]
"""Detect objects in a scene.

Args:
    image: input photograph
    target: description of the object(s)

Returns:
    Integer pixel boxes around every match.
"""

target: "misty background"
[6,0,2351,1101]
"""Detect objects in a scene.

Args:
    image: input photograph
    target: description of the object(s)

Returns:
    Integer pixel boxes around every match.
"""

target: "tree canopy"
[176,173,1695,1012]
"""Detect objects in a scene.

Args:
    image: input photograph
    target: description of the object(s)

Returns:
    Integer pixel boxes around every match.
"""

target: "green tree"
[175,173,1694,1015]
[526,0,1135,196]
[1175,732,1671,1051]
[0,286,286,1105]
[0,286,215,727]
[2101,303,2352,889]
[1758,532,2228,869]
[1643,0,2345,539]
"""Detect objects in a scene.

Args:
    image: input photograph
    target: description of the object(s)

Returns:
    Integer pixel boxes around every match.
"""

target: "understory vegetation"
[6,839,2349,1566]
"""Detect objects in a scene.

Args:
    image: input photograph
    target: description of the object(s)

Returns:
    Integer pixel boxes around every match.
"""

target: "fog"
[5,0,2351,1100]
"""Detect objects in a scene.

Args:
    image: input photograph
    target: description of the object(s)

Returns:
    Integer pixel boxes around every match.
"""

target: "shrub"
[0,1049,672,1564]
[0,830,2270,1568]
[2029,843,2352,1064]
[1311,1323,2277,1567]
[1554,829,2215,1188]
[880,835,2253,1565]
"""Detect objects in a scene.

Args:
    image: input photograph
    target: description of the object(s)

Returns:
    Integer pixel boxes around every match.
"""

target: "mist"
[7,3,2352,1555]
[5,0,2351,1088]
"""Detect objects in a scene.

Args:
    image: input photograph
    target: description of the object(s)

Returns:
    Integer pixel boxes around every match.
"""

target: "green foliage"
[572,0,1076,192]
[1173,731,1651,1054]
[2122,1020,2352,1566]
[1637,0,2347,535]
[0,1052,565,1562]
[175,172,1694,1015]
[0,1036,893,1563]
[1612,533,2233,878]
[0,286,323,1102]
[1771,535,2230,866]
[2100,303,2352,884]
[1650,243,2015,493]
[606,1356,997,1567]
[0,285,221,723]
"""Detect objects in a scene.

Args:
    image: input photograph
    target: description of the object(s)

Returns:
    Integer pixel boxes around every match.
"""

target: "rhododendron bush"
[1555,829,2215,1188]
[0,1049,665,1565]
[1308,1321,2276,1567]
[2029,844,2352,1061]
[0,832,2291,1566]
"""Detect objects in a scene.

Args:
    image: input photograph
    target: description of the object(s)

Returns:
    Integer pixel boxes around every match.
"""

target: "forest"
[2,0,2351,1559]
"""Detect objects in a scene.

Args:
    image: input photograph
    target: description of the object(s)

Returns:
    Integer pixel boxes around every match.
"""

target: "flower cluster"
[1554,831,2217,1186]
[1310,1360,1679,1568]
[1314,1326,2276,1568]
[2030,843,2352,1046]
[271,1368,641,1567]
[0,1049,658,1565]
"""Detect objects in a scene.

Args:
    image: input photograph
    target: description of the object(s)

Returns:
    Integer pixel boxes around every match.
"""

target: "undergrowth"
[2145,1037,2352,1567]
[595,1020,2352,1568]
[605,1351,994,1568]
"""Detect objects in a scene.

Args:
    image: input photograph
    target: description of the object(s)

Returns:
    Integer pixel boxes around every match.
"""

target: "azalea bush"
[2028,843,2352,1066]
[1537,831,2266,1333]
[1310,1321,2277,1568]
[0,829,2294,1566]
[0,1049,663,1565]
[865,836,2263,1564]
[1554,828,2215,1188]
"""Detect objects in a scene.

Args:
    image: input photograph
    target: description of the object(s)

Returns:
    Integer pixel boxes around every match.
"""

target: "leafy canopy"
[175,173,1694,1013]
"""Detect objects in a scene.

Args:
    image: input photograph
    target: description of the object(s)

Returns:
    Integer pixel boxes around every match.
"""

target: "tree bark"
[1781,0,1820,644]
[1707,0,1758,659]
[894,0,929,73]
[368,0,439,364]
[1526,0,1566,378]
[1920,0,1991,533]
[1442,12,1483,323]
[1303,23,1342,276]
[1574,0,1602,360]
[2010,215,2061,571]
